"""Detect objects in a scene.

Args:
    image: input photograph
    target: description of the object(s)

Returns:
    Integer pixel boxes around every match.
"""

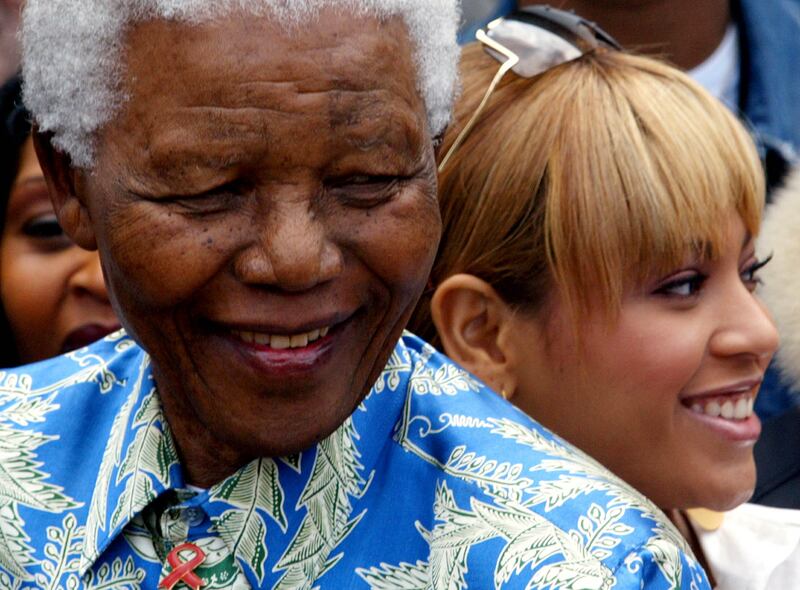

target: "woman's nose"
[69,250,110,302]
[711,284,779,361]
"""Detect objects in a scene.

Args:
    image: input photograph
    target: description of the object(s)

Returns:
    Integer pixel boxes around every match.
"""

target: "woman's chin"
[677,475,756,512]
[646,463,756,513]
[700,486,755,512]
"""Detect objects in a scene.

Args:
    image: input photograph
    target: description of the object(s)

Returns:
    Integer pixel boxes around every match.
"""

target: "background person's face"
[510,212,778,510]
[73,11,440,465]
[0,137,118,364]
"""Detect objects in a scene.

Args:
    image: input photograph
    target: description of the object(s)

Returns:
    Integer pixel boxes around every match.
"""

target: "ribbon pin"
[159,542,207,590]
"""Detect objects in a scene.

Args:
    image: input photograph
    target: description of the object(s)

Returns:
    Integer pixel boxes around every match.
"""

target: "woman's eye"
[741,253,773,290]
[20,213,73,252]
[23,214,65,239]
[654,272,707,297]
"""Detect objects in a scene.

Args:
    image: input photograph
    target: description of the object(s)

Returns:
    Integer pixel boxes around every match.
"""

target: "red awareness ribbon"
[159,542,207,590]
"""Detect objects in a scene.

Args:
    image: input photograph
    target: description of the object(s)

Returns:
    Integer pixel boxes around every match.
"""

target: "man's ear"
[32,129,98,250]
[431,274,518,397]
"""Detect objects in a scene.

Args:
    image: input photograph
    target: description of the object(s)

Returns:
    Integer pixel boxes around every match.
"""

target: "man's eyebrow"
[151,152,244,170]
[117,152,243,196]
[340,112,425,155]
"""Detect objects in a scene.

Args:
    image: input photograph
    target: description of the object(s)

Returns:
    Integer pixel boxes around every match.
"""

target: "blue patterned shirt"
[0,331,709,589]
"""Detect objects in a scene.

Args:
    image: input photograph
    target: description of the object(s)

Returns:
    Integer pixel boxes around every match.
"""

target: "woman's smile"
[680,378,763,443]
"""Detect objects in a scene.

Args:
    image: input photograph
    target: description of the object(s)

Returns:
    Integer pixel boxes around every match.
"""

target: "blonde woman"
[410,6,780,587]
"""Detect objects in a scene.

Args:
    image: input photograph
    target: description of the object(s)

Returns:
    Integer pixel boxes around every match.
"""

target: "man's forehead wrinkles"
[182,72,402,104]
[150,84,421,138]
[105,11,428,194]
[127,27,392,91]
[179,88,392,113]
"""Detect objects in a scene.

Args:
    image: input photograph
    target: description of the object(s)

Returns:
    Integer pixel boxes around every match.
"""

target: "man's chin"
[211,397,364,459]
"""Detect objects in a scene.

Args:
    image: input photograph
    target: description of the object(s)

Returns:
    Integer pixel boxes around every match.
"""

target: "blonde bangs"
[544,52,764,320]
[411,45,765,343]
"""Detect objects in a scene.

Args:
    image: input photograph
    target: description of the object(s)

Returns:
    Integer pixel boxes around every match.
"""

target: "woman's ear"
[32,129,98,250]
[431,274,518,397]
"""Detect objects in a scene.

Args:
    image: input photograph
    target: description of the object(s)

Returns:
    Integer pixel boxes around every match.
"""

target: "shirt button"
[183,507,205,527]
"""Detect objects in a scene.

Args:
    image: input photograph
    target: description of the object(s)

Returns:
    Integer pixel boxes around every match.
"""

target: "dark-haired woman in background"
[0,74,118,366]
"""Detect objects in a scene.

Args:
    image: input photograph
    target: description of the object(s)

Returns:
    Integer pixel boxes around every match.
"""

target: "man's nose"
[234,199,344,292]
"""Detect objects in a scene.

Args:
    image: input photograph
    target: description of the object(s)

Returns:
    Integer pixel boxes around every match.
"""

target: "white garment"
[689,23,740,111]
[691,503,800,590]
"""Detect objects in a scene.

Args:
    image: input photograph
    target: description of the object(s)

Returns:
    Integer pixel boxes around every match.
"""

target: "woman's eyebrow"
[5,183,53,220]
[12,176,47,190]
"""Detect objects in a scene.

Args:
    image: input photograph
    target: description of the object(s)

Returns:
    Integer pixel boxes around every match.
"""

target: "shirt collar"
[79,353,183,574]
[78,336,414,578]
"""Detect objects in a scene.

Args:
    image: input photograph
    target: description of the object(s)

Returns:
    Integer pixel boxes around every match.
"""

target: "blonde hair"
[410,44,764,343]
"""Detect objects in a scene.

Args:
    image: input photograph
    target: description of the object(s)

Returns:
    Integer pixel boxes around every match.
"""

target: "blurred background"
[0,0,20,82]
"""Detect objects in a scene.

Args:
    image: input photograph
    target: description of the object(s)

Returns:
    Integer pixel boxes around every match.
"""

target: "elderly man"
[1,1,709,588]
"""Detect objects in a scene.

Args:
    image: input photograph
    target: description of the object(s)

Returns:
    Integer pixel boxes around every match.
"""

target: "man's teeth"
[232,326,330,349]
[689,394,755,420]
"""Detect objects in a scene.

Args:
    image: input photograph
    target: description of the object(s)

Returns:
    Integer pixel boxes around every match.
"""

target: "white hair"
[21,0,461,168]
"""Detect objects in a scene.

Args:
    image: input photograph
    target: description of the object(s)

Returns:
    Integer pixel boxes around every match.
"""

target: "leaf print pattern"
[356,561,429,590]
[22,513,147,590]
[110,389,179,532]
[430,482,614,590]
[210,458,288,583]
[370,345,413,397]
[0,427,77,511]
[526,477,615,513]
[0,332,710,589]
[34,514,84,590]
[361,338,707,590]
[0,368,84,578]
[641,536,686,590]
[487,417,691,554]
[409,362,482,398]
[442,446,532,502]
[578,504,634,560]
[81,557,145,589]
[273,418,366,590]
[82,353,151,570]
[0,393,58,428]
[0,501,35,578]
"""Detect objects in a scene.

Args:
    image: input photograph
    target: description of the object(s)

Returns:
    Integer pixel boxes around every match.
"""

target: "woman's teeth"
[231,326,329,349]
[688,393,755,421]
